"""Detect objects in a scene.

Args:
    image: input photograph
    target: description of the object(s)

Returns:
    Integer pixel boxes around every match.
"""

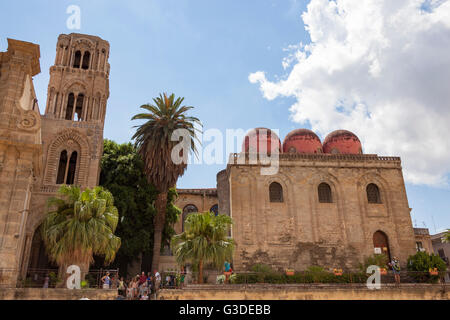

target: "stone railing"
[177,188,218,196]
[229,153,401,165]
[37,184,60,194]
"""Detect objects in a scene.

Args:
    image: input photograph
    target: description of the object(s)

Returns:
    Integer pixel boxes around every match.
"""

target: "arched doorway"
[373,230,391,261]
[26,226,58,286]
[182,204,198,232]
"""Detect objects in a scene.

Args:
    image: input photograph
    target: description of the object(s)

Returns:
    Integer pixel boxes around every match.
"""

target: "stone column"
[69,47,74,67]
[0,149,34,287]
[82,96,89,121]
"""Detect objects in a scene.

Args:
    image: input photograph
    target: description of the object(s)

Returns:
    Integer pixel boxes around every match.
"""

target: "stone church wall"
[228,153,416,272]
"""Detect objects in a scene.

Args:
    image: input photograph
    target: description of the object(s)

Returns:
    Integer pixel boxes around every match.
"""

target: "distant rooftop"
[414,228,430,235]
[177,188,217,196]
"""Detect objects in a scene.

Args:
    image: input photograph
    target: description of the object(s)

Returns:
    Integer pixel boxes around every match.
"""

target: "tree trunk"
[151,192,168,272]
[79,262,89,282]
[198,259,203,284]
[57,263,69,288]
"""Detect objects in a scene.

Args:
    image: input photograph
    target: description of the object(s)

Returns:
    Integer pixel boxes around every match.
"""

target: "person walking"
[389,256,401,285]
[132,276,139,299]
[118,277,126,297]
[101,272,111,289]
[43,274,49,288]
[147,272,153,292]
[139,271,147,286]
[180,268,186,289]
[126,279,134,300]
[154,270,161,291]
[224,261,232,284]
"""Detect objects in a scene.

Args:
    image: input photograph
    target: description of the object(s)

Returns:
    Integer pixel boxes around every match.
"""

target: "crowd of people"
[101,269,186,300]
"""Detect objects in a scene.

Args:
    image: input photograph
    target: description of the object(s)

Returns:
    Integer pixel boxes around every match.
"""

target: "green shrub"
[250,264,273,274]
[407,251,447,283]
[231,268,368,284]
[359,254,388,272]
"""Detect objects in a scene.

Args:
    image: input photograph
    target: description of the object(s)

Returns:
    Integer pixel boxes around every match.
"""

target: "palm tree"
[131,93,201,271]
[41,185,121,281]
[171,212,234,284]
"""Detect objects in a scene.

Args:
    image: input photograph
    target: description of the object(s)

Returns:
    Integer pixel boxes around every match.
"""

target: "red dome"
[242,128,281,154]
[323,130,362,154]
[282,129,323,154]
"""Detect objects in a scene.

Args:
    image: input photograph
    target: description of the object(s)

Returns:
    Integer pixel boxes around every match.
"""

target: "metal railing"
[0,268,119,289]
[158,269,450,287]
[2,268,448,291]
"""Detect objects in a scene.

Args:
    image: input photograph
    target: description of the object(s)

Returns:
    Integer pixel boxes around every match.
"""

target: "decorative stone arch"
[182,204,199,232]
[72,38,95,57]
[26,203,47,236]
[262,171,295,204]
[356,171,391,207]
[309,171,341,204]
[44,129,90,186]
[74,37,95,47]
[62,80,87,96]
[21,203,51,278]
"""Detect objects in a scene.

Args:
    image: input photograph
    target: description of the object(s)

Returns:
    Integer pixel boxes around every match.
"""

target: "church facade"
[175,128,417,272]
[0,33,110,286]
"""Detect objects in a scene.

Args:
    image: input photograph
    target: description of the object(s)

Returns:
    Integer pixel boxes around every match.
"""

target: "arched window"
[73,51,82,68]
[56,150,68,184]
[210,204,219,216]
[65,93,75,120]
[182,204,198,232]
[318,183,332,203]
[367,183,381,203]
[373,230,391,261]
[269,182,283,202]
[66,151,78,185]
[56,150,78,185]
[82,51,90,70]
[74,94,84,121]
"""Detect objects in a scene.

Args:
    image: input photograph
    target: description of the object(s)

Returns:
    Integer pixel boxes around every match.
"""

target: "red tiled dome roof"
[242,127,281,154]
[323,130,362,154]
[282,128,323,154]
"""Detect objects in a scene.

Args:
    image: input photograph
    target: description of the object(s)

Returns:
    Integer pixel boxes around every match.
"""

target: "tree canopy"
[131,92,201,270]
[99,139,180,273]
[171,212,234,283]
[41,185,121,273]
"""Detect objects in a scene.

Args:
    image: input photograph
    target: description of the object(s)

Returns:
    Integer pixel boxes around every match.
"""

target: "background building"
[432,232,450,264]
[413,228,433,253]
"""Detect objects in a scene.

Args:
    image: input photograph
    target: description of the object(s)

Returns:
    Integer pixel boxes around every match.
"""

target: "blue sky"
[1,0,448,232]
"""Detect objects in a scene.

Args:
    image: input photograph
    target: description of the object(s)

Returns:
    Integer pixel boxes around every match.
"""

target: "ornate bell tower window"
[74,94,84,121]
[82,51,90,70]
[56,149,78,185]
[65,93,75,120]
[73,50,82,68]
[56,150,68,184]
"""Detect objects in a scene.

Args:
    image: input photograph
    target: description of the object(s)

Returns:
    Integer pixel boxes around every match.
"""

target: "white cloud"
[249,0,450,186]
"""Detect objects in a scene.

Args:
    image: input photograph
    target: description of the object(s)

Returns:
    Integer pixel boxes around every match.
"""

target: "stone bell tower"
[19,33,111,280]
[39,33,110,190]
